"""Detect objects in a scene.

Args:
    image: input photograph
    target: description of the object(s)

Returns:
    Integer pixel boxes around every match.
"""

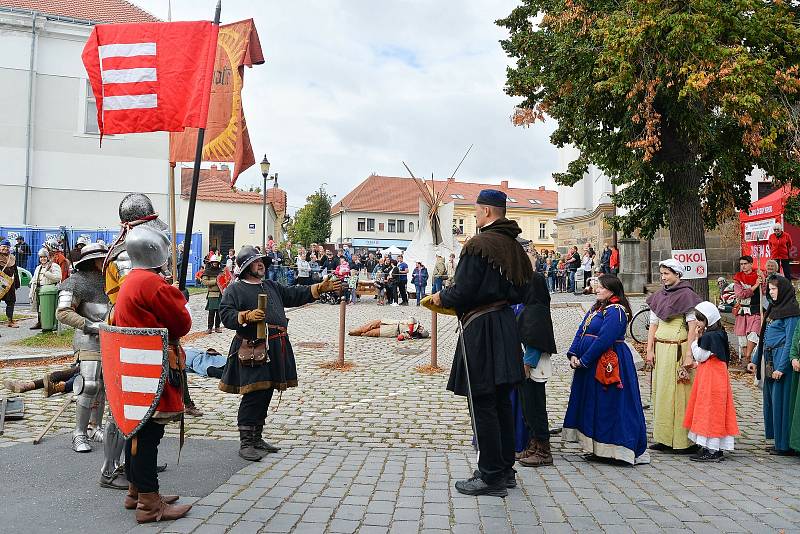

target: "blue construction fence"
[0,225,204,286]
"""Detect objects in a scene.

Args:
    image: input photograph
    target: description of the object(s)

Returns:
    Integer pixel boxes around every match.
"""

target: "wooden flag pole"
[169,162,178,280]
[178,0,221,291]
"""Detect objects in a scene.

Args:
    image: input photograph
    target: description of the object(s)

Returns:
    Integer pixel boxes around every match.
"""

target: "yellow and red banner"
[169,19,264,186]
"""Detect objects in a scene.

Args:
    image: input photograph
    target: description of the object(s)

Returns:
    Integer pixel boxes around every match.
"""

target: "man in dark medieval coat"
[429,189,533,497]
[219,246,341,461]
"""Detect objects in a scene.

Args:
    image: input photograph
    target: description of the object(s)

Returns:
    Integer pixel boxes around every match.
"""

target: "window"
[397,220,405,233]
[379,223,385,231]
[357,218,366,232]
[388,219,396,233]
[366,218,375,232]
[453,218,464,234]
[539,222,546,240]
[507,197,517,203]
[408,222,414,233]
[450,194,465,200]
[528,199,542,205]
[85,82,100,134]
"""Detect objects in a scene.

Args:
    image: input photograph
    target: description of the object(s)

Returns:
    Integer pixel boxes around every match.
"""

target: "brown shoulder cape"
[461,218,533,286]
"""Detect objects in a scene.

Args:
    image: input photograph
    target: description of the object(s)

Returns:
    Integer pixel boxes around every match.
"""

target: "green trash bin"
[38,285,59,332]
[18,267,31,288]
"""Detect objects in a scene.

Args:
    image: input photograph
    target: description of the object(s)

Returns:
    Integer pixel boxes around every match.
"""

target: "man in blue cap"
[429,188,532,497]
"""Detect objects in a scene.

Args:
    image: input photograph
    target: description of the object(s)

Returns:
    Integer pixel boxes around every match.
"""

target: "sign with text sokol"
[671,249,708,279]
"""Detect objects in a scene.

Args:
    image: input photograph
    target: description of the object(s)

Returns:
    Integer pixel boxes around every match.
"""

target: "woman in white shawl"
[29,248,62,329]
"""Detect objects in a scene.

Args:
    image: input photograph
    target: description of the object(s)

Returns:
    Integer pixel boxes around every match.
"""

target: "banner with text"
[671,249,708,279]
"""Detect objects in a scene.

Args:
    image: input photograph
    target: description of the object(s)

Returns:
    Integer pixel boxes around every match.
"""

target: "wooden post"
[168,162,178,280]
[338,296,346,365]
[256,293,267,339]
[430,310,438,368]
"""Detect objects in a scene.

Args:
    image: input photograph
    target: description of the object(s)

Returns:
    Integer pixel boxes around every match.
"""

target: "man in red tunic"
[113,225,192,523]
[768,223,793,279]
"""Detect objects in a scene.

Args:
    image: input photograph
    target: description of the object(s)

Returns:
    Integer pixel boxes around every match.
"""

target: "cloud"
[129,0,559,212]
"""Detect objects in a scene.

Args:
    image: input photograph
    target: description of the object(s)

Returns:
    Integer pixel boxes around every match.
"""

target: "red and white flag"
[82,21,219,137]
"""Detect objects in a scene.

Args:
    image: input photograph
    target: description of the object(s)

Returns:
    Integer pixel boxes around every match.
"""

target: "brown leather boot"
[43,376,65,398]
[515,438,538,460]
[3,379,35,393]
[518,440,553,467]
[125,483,179,510]
[135,491,191,523]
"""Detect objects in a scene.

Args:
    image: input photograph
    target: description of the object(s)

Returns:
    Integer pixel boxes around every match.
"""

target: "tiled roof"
[180,166,287,214]
[331,175,558,215]
[1,0,159,23]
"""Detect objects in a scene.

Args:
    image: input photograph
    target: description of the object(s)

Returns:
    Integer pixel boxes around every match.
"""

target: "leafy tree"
[498,0,800,297]
[288,186,333,246]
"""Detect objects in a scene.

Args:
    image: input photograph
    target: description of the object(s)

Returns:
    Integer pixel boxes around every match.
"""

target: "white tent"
[380,245,404,257]
[403,200,461,295]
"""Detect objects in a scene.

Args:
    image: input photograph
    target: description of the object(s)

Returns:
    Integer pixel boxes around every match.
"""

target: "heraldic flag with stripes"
[82,21,219,137]
[100,327,169,438]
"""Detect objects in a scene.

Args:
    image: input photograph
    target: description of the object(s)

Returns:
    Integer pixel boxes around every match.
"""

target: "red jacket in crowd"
[609,249,620,269]
[768,231,793,260]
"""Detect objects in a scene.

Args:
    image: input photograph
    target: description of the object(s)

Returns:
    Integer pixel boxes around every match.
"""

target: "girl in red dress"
[683,301,740,462]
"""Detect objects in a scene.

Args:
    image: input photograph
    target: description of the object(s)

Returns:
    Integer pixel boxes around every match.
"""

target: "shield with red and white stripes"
[99,324,169,439]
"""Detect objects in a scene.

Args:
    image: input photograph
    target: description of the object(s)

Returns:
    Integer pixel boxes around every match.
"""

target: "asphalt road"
[0,432,248,533]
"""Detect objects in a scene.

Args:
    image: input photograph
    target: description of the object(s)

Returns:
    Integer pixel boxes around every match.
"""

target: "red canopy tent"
[740,184,800,274]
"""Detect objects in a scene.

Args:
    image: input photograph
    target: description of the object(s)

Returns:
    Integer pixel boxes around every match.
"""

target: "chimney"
[501,180,509,189]
[210,164,217,171]
[538,186,545,191]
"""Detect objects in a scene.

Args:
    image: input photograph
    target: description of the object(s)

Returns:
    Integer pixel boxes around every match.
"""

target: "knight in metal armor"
[105,192,170,306]
[104,193,203,417]
[55,245,117,456]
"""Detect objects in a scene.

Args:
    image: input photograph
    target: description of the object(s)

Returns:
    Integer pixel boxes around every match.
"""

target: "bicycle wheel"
[629,308,651,344]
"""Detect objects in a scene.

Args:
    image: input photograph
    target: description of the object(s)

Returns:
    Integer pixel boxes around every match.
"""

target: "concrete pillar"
[618,238,647,294]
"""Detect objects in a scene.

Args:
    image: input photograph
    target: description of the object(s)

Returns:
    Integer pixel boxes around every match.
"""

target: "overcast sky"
[130,0,560,212]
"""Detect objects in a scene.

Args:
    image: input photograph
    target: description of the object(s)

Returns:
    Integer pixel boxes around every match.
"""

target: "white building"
[177,164,281,256]
[331,174,559,252]
[0,2,175,227]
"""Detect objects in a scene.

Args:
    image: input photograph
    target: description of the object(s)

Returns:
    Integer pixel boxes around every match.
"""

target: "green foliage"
[498,0,800,239]
[785,193,800,227]
[288,186,333,246]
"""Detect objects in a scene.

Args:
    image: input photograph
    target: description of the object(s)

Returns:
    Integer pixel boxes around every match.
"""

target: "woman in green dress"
[645,258,702,453]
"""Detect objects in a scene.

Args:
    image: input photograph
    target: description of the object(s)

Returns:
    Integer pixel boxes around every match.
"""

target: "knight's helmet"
[126,225,170,270]
[118,193,168,232]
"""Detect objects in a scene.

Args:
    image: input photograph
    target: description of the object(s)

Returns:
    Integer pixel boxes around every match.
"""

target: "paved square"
[1,294,798,533]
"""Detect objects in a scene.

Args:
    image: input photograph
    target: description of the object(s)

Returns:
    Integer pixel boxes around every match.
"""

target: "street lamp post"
[260,155,270,251]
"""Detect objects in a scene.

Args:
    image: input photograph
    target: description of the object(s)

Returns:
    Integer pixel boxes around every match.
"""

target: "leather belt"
[235,324,287,343]
[462,301,509,330]
[77,350,102,361]
[655,338,685,345]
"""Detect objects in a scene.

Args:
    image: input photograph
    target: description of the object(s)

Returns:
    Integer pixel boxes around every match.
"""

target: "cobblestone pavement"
[2,293,799,533]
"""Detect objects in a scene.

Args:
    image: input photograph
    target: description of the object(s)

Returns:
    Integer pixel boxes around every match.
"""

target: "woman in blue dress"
[563,275,650,465]
[747,275,800,455]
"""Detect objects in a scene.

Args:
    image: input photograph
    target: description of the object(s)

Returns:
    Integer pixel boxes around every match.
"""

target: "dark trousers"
[207,309,221,329]
[2,291,14,321]
[238,388,275,426]
[518,379,549,441]
[779,258,793,280]
[583,270,592,289]
[473,384,515,484]
[398,281,408,304]
[125,420,165,493]
[386,284,396,304]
